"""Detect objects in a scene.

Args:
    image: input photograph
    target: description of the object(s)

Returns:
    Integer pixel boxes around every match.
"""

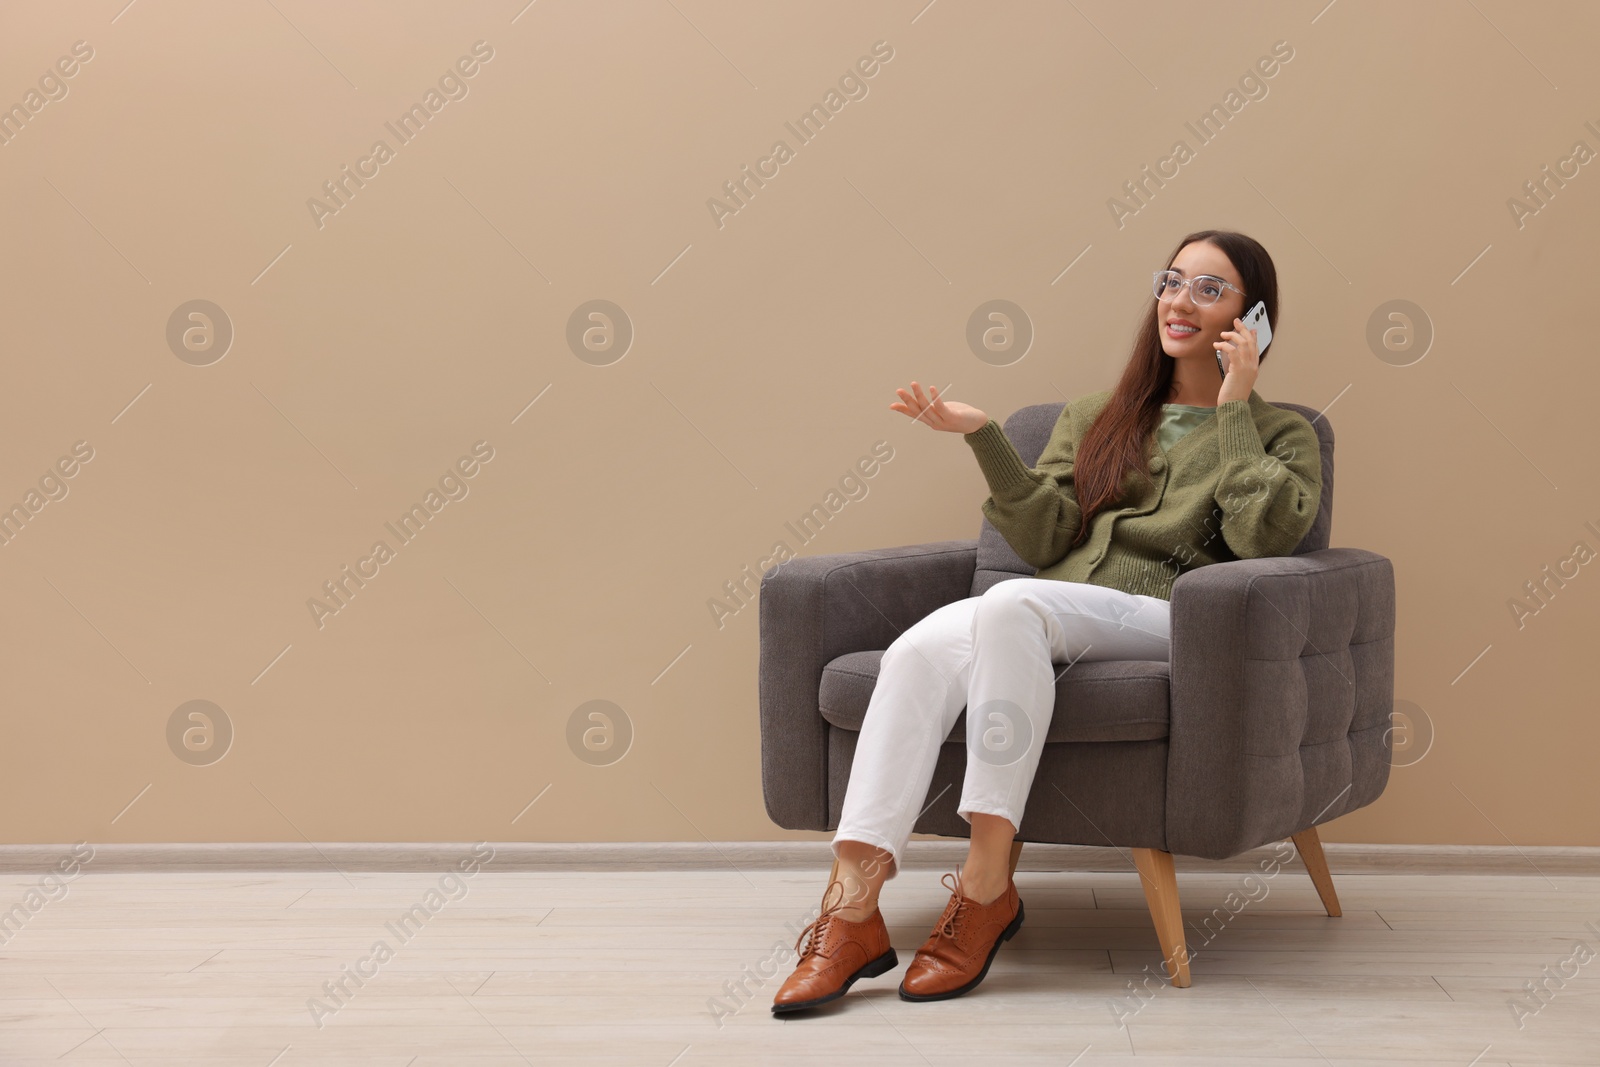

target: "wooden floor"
[0,863,1595,1064]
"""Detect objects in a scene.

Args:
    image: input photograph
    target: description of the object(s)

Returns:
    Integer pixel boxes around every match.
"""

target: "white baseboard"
[1,840,1595,874]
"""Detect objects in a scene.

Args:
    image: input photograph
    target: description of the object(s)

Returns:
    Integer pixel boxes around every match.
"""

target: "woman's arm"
[963,413,1082,569]
[1212,401,1322,559]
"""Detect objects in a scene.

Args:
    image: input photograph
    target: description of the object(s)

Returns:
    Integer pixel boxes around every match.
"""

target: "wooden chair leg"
[1290,826,1342,917]
[1132,847,1192,987]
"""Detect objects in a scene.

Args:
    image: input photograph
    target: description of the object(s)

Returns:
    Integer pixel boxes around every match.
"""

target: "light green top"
[1157,402,1217,453]
[961,389,1322,602]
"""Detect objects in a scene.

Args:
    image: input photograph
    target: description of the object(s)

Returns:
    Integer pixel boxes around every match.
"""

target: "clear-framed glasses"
[1152,270,1245,307]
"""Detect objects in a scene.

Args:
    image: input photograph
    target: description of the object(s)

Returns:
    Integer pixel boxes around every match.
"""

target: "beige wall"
[2,1,1595,848]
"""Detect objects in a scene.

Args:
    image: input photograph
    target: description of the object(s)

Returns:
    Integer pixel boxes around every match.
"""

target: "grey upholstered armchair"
[757,399,1396,986]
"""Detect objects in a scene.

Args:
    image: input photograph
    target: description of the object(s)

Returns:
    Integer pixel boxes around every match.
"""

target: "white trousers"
[831,578,1173,880]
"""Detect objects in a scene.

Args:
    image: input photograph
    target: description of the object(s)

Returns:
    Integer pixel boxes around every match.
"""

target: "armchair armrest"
[1165,548,1397,859]
[758,539,978,830]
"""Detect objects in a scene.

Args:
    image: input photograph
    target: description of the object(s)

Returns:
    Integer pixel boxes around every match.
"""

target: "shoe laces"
[935,870,967,939]
[793,878,850,959]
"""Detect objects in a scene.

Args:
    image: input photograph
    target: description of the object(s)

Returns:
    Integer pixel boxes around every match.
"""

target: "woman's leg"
[830,595,980,918]
[832,840,892,922]
[956,578,1173,904]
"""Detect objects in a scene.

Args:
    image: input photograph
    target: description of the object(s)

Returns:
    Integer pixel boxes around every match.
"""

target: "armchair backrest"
[972,400,1336,596]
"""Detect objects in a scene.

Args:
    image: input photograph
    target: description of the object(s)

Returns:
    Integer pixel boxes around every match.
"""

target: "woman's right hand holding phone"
[889,380,988,435]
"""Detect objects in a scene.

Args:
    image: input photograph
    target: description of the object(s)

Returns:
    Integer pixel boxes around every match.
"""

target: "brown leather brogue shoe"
[898,870,1023,1002]
[771,880,898,1015]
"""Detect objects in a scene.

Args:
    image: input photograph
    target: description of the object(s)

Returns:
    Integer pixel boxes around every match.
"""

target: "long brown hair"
[1068,230,1280,549]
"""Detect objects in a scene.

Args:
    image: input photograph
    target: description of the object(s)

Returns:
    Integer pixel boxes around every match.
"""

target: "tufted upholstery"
[757,400,1395,861]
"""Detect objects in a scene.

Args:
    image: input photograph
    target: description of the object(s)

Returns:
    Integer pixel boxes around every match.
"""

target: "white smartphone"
[1218,300,1272,377]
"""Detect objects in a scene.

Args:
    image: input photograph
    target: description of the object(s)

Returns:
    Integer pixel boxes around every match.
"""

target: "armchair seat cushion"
[818,650,1172,743]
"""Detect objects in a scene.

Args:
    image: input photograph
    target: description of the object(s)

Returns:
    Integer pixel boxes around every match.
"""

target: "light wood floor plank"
[0,866,1592,1063]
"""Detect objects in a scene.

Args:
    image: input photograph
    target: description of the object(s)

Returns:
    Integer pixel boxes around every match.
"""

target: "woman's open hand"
[890,380,988,434]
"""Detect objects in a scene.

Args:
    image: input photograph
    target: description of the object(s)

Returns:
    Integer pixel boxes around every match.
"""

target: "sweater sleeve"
[962,413,1082,569]
[1212,399,1322,558]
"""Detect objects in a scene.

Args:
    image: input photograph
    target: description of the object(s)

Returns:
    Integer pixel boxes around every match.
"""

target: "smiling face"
[1156,241,1247,366]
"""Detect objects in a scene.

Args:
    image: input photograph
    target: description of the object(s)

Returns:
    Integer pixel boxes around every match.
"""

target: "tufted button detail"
[1149,455,1167,475]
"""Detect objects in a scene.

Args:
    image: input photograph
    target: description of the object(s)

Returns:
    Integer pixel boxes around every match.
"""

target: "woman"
[771,229,1323,1014]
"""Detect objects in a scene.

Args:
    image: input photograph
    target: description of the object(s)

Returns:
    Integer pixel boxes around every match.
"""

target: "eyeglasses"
[1152,270,1245,307]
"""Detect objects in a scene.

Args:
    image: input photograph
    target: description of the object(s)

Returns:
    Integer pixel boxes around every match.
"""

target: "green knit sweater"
[962,388,1323,601]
